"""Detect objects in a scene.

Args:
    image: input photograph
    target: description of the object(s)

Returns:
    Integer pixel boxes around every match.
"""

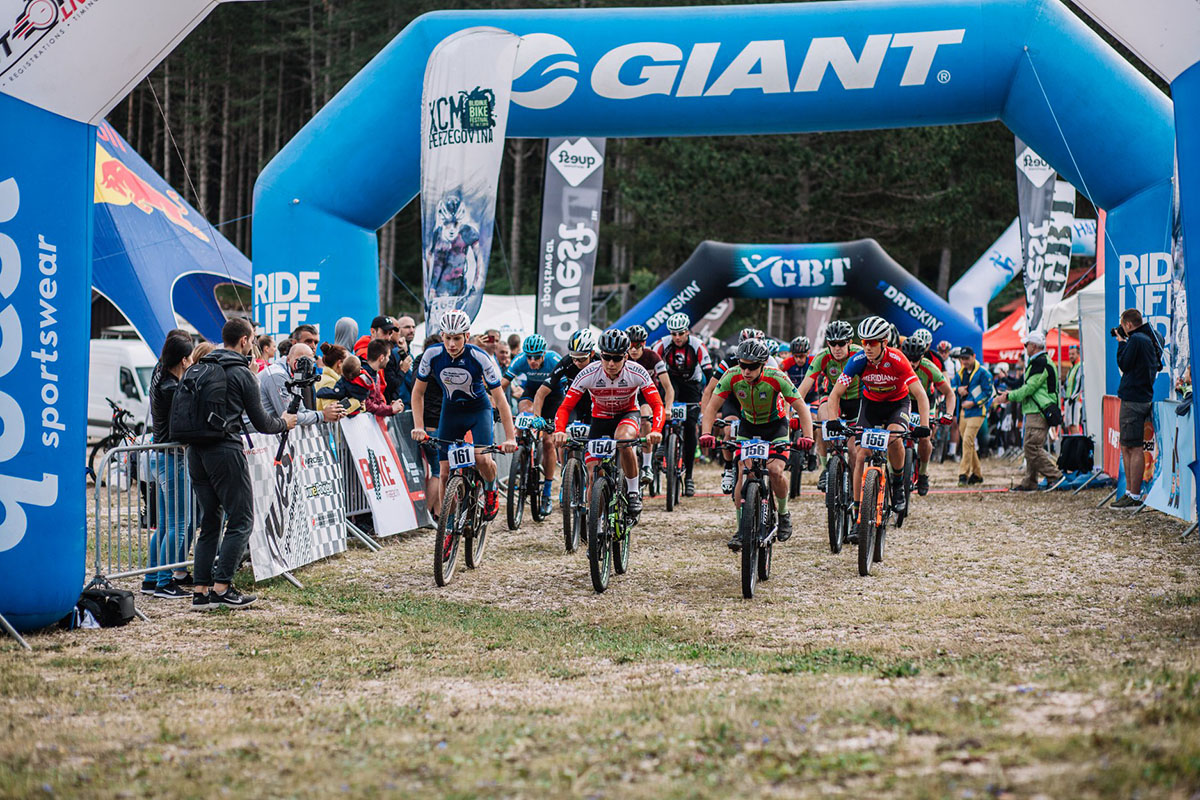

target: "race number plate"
[671,403,687,422]
[822,420,846,440]
[567,422,590,438]
[515,414,537,430]
[447,443,476,469]
[588,438,618,459]
[861,428,890,451]
[742,439,769,460]
[908,412,922,427]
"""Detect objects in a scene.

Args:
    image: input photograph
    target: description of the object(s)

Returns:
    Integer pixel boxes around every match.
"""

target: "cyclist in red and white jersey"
[555,329,664,518]
[653,312,712,496]
[827,316,930,516]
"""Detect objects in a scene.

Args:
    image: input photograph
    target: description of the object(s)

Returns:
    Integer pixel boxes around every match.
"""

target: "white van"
[88,339,158,441]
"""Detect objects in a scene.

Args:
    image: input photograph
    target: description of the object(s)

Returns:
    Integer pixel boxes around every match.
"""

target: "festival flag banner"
[536,137,606,352]
[243,425,347,581]
[340,413,420,537]
[420,28,520,333]
[1144,400,1197,522]
[1015,137,1076,336]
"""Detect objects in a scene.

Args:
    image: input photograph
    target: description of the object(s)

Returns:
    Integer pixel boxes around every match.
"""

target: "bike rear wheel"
[858,469,881,576]
[826,457,844,554]
[665,432,679,512]
[587,478,613,592]
[506,446,529,530]
[464,481,488,570]
[613,504,631,575]
[561,456,585,553]
[788,447,803,499]
[88,435,120,485]
[434,476,466,586]
[529,441,549,522]
[741,481,761,598]
[895,448,913,529]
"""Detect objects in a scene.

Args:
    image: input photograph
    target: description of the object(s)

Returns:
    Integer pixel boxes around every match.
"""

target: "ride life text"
[256,271,321,337]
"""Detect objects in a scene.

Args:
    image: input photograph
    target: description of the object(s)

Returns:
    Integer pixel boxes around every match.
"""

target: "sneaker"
[916,474,930,496]
[1112,494,1142,508]
[627,491,642,520]
[777,512,793,542]
[890,477,907,514]
[1043,476,1067,492]
[174,573,194,588]
[153,581,191,599]
[967,475,983,485]
[957,474,968,487]
[539,496,553,517]
[684,478,696,497]
[817,467,829,493]
[208,585,257,609]
[727,532,742,552]
[1011,483,1037,492]
[640,465,653,487]
[190,592,212,612]
[806,453,818,472]
[483,490,499,520]
[721,465,736,495]
[140,581,157,596]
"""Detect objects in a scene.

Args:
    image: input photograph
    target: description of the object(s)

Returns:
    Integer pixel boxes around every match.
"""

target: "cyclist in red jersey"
[827,317,930,515]
[555,329,664,519]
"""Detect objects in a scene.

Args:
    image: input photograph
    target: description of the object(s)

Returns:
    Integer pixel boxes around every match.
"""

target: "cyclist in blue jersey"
[412,309,518,520]
[501,333,562,515]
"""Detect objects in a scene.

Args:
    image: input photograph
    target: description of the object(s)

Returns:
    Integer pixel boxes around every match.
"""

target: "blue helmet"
[522,333,547,356]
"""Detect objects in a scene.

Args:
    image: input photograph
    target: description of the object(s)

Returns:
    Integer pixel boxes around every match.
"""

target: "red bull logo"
[94,143,210,243]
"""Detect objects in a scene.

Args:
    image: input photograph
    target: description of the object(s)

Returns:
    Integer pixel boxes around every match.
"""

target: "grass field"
[3,460,1200,799]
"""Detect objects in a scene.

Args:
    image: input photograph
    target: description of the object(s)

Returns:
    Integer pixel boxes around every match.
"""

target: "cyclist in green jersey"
[793,320,861,492]
[900,337,957,495]
[700,339,815,549]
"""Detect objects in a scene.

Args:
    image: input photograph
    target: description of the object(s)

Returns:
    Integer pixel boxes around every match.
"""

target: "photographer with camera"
[1111,307,1164,508]
[258,343,347,425]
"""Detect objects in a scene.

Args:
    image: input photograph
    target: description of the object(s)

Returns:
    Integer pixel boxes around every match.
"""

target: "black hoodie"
[205,348,287,441]
[1116,322,1163,404]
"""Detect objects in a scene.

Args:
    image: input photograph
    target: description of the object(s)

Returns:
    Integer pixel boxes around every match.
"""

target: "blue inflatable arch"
[613,240,982,350]
[254,0,1174,345]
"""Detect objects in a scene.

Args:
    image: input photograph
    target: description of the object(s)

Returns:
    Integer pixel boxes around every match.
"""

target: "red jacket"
[352,367,395,417]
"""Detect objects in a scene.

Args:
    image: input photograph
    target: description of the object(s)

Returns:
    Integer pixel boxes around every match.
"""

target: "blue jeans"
[147,451,193,586]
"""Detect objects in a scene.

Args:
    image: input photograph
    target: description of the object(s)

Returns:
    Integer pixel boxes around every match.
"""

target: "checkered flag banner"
[244,425,346,581]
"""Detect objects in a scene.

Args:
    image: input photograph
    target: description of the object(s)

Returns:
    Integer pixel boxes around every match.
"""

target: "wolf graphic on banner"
[420,28,520,332]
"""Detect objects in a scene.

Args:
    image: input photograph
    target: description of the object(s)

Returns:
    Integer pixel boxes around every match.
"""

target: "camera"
[1110,326,1124,339]
[287,355,318,388]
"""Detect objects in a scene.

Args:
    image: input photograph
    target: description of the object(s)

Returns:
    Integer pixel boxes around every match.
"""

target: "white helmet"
[857,316,891,342]
[666,312,691,333]
[567,329,597,356]
[439,309,471,335]
[911,328,933,350]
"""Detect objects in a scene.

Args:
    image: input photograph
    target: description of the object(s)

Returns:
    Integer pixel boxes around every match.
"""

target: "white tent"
[1046,279,1105,443]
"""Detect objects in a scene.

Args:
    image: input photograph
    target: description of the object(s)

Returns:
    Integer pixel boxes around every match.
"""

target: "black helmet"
[625,324,648,343]
[790,335,810,354]
[825,320,853,344]
[900,337,927,362]
[598,328,630,355]
[736,338,771,364]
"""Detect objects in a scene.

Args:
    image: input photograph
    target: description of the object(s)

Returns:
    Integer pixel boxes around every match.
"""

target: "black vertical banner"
[1015,136,1058,335]
[536,137,606,353]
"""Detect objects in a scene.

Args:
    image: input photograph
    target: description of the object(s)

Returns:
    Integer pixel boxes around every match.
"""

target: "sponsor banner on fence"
[420,28,520,333]
[1144,400,1197,522]
[244,425,347,582]
[1102,395,1122,479]
[387,412,435,528]
[536,137,605,352]
[340,413,420,537]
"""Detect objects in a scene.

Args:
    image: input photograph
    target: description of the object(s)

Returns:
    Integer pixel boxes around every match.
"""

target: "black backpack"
[169,355,232,443]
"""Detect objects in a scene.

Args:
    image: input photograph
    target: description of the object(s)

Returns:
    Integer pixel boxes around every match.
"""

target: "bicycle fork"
[856,465,886,527]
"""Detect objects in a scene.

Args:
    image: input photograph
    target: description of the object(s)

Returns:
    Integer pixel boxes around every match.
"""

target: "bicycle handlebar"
[423,436,504,454]
[839,423,930,440]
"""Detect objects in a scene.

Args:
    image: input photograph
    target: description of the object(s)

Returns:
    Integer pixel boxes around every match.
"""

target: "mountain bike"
[822,420,854,555]
[575,435,645,593]
[506,413,549,530]
[653,403,688,511]
[845,424,927,576]
[559,421,591,553]
[428,437,502,587]
[725,437,790,599]
[88,397,140,484]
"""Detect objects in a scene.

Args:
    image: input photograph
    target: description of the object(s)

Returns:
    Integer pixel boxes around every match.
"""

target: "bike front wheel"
[741,482,761,598]
[858,469,881,576]
[665,432,679,512]
[529,445,549,523]
[587,478,613,593]
[613,503,631,575]
[826,457,844,554]
[434,476,466,586]
[562,456,585,553]
[506,446,528,530]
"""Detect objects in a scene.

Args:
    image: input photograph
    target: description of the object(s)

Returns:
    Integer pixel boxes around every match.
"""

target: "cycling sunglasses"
[600,353,626,362]
[827,339,850,346]
[862,338,885,345]
[739,361,765,370]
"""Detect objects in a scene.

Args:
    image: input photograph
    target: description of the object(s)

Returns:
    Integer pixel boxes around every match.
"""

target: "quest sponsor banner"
[421,28,519,333]
[1015,137,1076,336]
[243,425,347,582]
[536,137,605,352]
[0,93,92,631]
[340,413,420,537]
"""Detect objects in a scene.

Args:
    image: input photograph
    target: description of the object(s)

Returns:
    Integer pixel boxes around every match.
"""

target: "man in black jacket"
[189,318,297,609]
[1112,307,1164,508]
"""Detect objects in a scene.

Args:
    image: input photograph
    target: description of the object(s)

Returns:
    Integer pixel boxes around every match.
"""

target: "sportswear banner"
[421,28,520,334]
[692,298,733,340]
[340,413,421,537]
[1144,400,1197,522]
[805,297,837,351]
[386,412,435,529]
[1102,395,1121,479]
[243,425,347,581]
[536,137,606,353]
[1016,138,1076,336]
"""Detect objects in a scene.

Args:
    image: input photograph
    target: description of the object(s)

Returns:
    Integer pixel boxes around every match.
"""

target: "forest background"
[114,0,1156,338]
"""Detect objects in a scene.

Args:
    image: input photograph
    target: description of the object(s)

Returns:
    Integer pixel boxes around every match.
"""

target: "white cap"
[1022,330,1046,347]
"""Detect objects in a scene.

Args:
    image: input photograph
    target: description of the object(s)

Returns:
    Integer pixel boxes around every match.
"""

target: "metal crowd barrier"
[317,421,382,551]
